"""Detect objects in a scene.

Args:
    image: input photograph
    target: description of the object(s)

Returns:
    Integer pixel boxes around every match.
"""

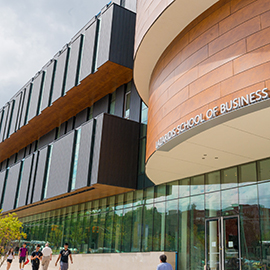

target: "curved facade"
[134,0,270,184]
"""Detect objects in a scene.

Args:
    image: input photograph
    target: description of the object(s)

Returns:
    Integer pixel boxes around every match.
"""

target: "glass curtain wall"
[21,158,270,270]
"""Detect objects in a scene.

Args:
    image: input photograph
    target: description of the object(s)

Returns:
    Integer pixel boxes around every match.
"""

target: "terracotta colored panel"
[247,26,270,52]
[231,0,257,13]
[219,0,270,35]
[209,16,260,55]
[220,61,270,96]
[163,86,189,117]
[183,24,219,62]
[190,62,233,97]
[199,39,246,77]
[189,3,231,42]
[234,44,270,74]
[261,10,270,28]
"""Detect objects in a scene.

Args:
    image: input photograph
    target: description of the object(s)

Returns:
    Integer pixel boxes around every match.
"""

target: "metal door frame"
[205,215,241,270]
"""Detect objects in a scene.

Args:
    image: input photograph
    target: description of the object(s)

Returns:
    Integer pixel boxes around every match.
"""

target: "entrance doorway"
[205,216,241,270]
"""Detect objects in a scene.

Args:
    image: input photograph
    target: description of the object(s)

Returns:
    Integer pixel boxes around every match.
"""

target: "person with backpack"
[30,244,43,270]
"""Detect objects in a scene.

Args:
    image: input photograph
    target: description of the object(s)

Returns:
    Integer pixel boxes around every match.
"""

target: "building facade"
[1,0,270,270]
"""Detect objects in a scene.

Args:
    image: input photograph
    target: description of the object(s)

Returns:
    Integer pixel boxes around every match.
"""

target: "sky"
[0,0,112,108]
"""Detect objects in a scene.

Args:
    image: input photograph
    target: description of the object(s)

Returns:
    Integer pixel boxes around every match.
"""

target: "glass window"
[131,205,143,252]
[113,209,123,252]
[141,102,148,124]
[124,192,133,209]
[205,171,220,193]
[71,129,81,191]
[239,162,257,186]
[43,145,53,199]
[258,158,270,182]
[191,175,204,195]
[221,188,238,216]
[88,106,93,120]
[190,195,205,270]
[179,178,190,197]
[221,166,238,189]
[124,82,131,119]
[144,186,154,204]
[122,208,133,252]
[166,180,179,200]
[109,91,116,115]
[154,184,166,203]
[153,202,166,251]
[205,191,221,217]
[115,194,124,210]
[165,199,178,251]
[133,190,144,207]
[239,185,261,262]
[104,211,114,253]
[142,204,153,251]
[107,196,115,211]
[258,182,270,262]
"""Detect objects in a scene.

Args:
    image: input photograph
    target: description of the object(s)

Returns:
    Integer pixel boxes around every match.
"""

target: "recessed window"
[109,91,116,115]
[124,82,131,119]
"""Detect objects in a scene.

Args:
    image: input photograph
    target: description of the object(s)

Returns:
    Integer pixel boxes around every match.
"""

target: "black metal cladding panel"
[51,49,68,104]
[0,171,6,205]
[97,114,139,189]
[115,85,125,117]
[2,162,21,212]
[65,35,82,93]
[27,72,43,122]
[27,153,38,205]
[9,93,22,136]
[32,147,48,203]
[75,120,93,189]
[80,20,97,81]
[46,131,75,199]
[74,108,88,129]
[38,128,56,150]
[17,155,33,208]
[109,5,136,69]
[0,106,8,142]
[41,61,55,112]
[90,115,104,185]
[129,81,141,122]
[96,6,114,68]
[93,95,109,118]
[66,117,74,133]
[19,84,31,128]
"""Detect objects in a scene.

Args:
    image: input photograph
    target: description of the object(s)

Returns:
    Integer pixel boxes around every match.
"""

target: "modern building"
[1,0,270,270]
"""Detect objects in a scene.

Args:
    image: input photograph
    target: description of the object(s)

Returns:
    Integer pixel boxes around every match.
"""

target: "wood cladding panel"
[147,0,270,161]
[0,61,132,163]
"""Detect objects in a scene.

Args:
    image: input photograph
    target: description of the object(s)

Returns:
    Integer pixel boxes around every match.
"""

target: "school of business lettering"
[156,88,269,149]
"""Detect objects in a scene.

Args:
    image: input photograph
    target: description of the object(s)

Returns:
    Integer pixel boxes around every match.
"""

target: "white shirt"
[42,246,52,257]
[6,252,14,260]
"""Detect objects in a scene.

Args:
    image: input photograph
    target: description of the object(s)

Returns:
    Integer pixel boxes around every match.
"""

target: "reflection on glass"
[113,209,123,252]
[221,189,238,216]
[144,186,154,204]
[155,184,166,203]
[133,190,144,207]
[206,219,220,270]
[165,199,178,251]
[153,202,166,251]
[191,175,204,195]
[258,182,270,263]
[190,195,205,270]
[115,194,124,210]
[258,159,270,182]
[239,185,261,266]
[179,197,190,270]
[206,171,220,193]
[142,204,153,251]
[122,208,133,252]
[224,218,240,270]
[104,211,114,252]
[124,192,133,209]
[179,178,190,197]
[239,162,257,186]
[205,191,221,217]
[131,206,143,252]
[166,180,179,200]
[221,167,238,189]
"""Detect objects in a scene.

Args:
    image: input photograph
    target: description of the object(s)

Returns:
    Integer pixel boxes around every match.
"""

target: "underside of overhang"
[133,0,219,104]
[146,99,270,185]
[6,184,134,218]
[0,61,132,163]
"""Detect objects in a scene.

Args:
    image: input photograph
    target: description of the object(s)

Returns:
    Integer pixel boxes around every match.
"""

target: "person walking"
[41,243,52,270]
[6,248,14,270]
[55,243,73,270]
[30,244,43,270]
[157,255,173,270]
[18,243,28,270]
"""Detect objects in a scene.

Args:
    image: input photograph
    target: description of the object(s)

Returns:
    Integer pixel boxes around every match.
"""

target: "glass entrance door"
[206,216,241,270]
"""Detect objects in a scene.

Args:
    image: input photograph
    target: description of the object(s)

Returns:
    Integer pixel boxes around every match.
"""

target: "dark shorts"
[32,264,40,270]
[19,256,26,263]
[60,261,69,270]
[7,259,12,264]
